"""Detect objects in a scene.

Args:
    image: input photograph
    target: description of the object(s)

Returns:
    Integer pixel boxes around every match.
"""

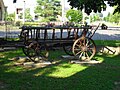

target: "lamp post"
[23,0,25,24]
[82,8,85,25]
[5,6,8,39]
[62,0,65,23]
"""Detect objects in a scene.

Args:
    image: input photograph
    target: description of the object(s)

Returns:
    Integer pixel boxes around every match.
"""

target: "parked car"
[101,23,108,29]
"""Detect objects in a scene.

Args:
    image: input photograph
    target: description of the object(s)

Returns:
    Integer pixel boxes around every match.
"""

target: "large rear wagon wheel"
[72,37,96,60]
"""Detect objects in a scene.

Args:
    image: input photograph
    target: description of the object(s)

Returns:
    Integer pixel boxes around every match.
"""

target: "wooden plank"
[44,29,47,40]
[60,29,63,39]
[52,28,55,39]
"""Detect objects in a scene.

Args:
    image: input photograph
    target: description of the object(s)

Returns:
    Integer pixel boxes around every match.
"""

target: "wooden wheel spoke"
[83,39,86,46]
[79,52,84,58]
[75,43,81,47]
[85,52,90,59]
[75,50,82,56]
[88,43,93,47]
[86,39,90,46]
[78,40,84,46]
[78,40,82,44]
[87,49,93,54]
[88,48,94,50]
[74,48,81,51]
[83,52,86,57]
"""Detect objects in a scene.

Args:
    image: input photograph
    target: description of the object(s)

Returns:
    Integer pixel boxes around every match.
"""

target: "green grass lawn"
[94,40,120,46]
[0,47,120,90]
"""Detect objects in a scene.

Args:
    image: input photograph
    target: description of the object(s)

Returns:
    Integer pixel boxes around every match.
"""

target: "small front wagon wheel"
[23,40,48,62]
[72,37,96,60]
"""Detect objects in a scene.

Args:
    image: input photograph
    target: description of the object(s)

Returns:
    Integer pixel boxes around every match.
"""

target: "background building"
[0,0,6,21]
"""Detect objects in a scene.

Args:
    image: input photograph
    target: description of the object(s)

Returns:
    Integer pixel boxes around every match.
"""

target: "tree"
[34,0,61,22]
[107,12,120,24]
[6,13,15,21]
[66,9,82,22]
[90,13,103,22]
[13,0,120,15]
[25,8,32,21]
[67,0,120,15]
[17,8,32,21]
[103,12,111,21]
[103,6,120,24]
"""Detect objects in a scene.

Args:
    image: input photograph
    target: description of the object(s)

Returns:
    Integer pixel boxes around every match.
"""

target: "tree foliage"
[110,12,120,23]
[18,8,32,21]
[13,0,120,15]
[34,0,61,21]
[104,12,120,24]
[68,0,120,15]
[6,13,15,21]
[66,9,82,22]
[25,8,32,21]
[90,13,103,22]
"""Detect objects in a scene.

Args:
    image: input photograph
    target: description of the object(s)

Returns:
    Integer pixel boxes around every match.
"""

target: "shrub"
[15,21,22,26]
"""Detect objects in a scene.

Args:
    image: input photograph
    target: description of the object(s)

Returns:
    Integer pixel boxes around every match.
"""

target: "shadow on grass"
[0,49,120,90]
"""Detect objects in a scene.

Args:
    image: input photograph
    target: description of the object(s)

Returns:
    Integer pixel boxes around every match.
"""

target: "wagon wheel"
[19,29,29,41]
[63,34,79,56]
[22,40,48,62]
[72,37,96,60]
[63,43,74,56]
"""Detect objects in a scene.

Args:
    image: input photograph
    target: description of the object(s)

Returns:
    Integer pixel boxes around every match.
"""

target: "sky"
[101,3,114,17]
[3,0,114,17]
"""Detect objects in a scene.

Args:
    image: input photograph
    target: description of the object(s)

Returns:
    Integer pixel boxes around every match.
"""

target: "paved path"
[0,28,120,40]
[93,29,120,40]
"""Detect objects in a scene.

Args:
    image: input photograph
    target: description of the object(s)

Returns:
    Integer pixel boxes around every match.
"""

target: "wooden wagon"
[19,24,100,62]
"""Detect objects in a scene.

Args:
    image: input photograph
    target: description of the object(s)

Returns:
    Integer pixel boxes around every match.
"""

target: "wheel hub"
[81,46,87,52]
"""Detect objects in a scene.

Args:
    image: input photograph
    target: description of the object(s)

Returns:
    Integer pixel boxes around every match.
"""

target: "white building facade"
[0,0,6,21]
